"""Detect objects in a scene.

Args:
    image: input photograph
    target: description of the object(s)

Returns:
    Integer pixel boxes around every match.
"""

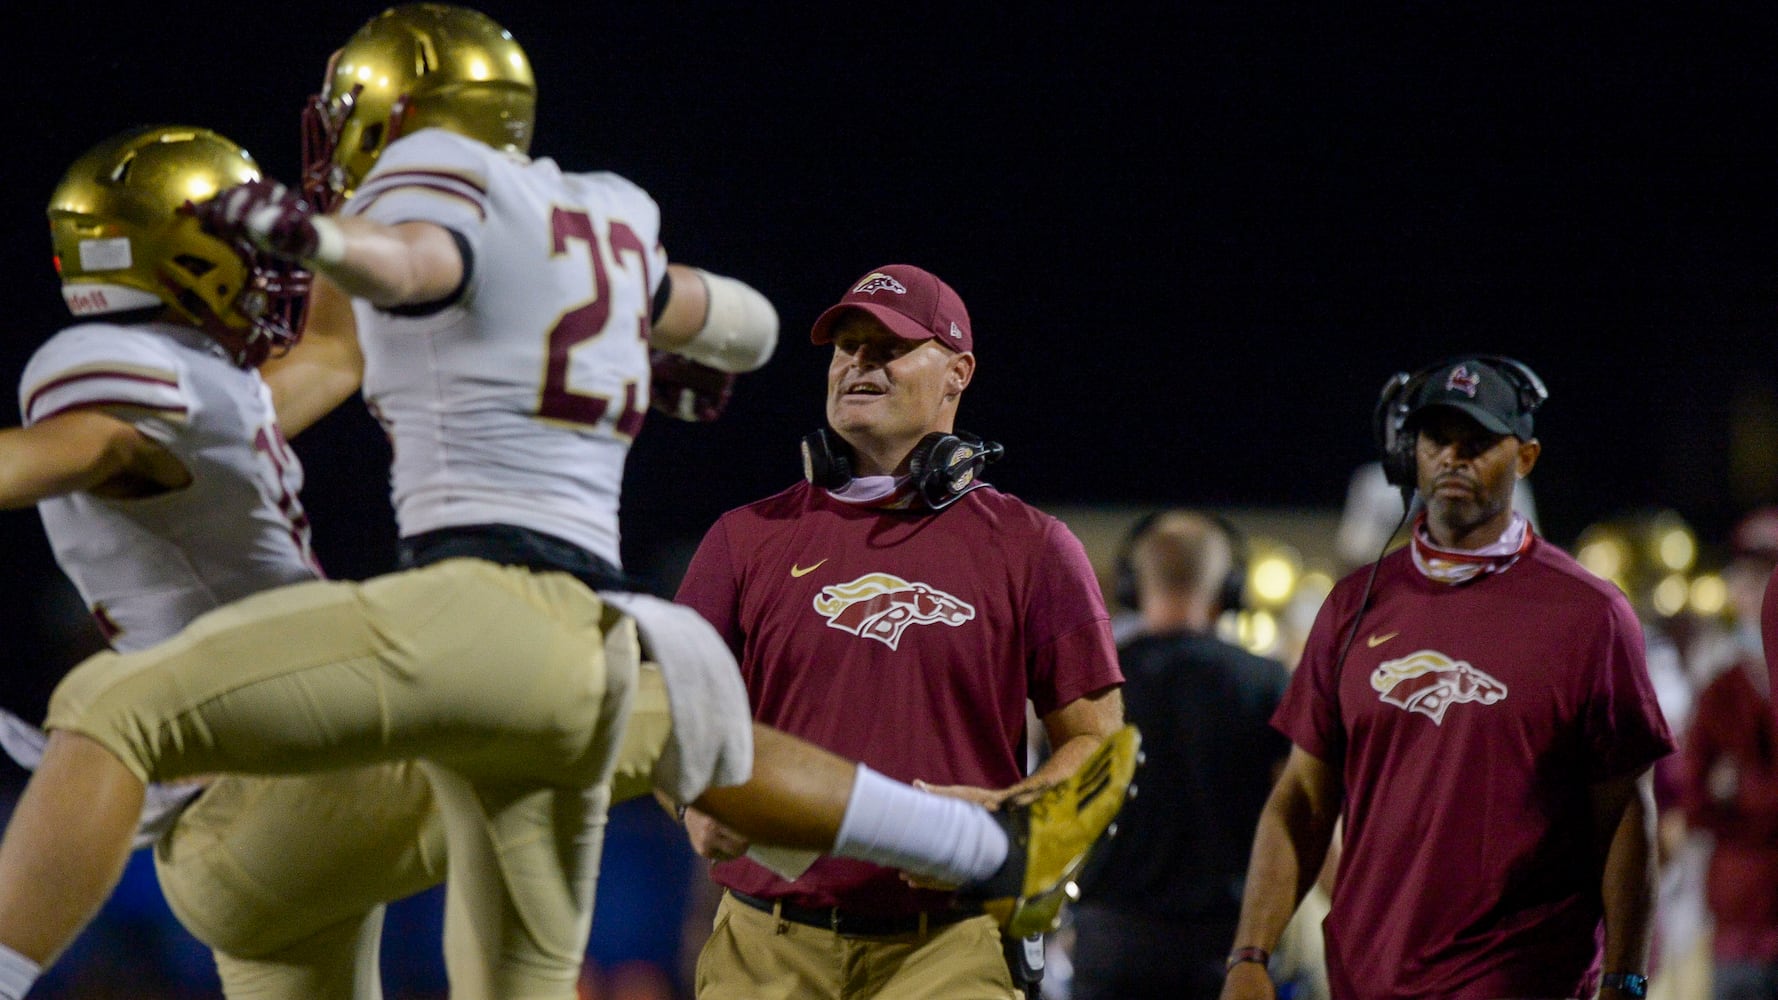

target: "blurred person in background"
[1068,510,1289,999]
[1682,508,1778,1000]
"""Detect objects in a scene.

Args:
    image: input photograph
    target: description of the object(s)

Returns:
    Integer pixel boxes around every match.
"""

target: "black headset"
[1372,354,1548,498]
[1113,509,1248,615]
[800,428,1005,510]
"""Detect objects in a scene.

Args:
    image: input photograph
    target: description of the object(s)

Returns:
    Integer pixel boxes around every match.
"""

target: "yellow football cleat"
[963,724,1143,937]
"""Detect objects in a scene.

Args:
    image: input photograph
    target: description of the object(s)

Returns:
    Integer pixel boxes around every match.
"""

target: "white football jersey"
[20,321,321,651]
[345,128,669,567]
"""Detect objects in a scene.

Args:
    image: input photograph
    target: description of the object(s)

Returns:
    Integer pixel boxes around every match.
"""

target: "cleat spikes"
[958,725,1143,938]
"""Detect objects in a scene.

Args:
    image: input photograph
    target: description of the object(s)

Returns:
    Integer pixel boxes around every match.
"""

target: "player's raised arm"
[187,180,463,311]
[650,262,778,373]
[259,274,364,437]
[0,412,183,510]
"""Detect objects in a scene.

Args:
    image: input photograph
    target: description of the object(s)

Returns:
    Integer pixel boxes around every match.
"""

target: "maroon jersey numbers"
[538,208,648,438]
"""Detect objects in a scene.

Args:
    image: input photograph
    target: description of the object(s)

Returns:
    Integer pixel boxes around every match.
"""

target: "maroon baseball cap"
[809,264,973,353]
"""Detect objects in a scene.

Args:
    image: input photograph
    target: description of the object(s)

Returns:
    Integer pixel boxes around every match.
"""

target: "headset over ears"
[1372,355,1548,494]
[1113,510,1249,615]
[801,428,1005,510]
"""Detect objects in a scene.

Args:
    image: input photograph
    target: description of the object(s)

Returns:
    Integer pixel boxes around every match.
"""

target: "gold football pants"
[49,558,671,1000]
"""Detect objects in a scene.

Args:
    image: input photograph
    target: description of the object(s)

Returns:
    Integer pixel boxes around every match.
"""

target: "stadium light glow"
[1238,609,1280,656]
[1249,543,1302,607]
[1652,573,1689,617]
[1655,527,1696,572]
[1577,537,1627,580]
[1689,574,1728,616]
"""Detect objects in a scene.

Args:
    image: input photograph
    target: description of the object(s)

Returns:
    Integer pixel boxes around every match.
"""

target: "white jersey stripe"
[351,168,490,220]
[349,183,488,221]
[23,364,179,420]
[361,165,489,193]
[32,399,190,425]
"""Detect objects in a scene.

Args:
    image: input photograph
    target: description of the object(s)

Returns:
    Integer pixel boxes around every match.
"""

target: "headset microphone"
[800,428,1004,510]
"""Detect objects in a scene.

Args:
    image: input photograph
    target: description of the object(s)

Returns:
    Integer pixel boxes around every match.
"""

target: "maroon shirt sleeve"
[1025,517,1123,717]
[1272,569,1366,766]
[1582,590,1675,781]
[674,515,745,660]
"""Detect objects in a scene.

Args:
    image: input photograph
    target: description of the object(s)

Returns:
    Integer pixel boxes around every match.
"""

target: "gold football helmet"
[48,125,310,367]
[302,3,536,207]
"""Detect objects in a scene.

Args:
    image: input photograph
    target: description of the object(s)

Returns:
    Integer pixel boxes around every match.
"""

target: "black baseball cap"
[1404,358,1537,439]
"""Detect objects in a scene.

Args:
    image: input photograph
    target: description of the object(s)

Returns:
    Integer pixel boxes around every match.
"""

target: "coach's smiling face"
[825,314,974,477]
[1414,407,1539,549]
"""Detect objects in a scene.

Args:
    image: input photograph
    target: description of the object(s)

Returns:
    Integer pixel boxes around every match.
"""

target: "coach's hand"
[683,805,750,863]
[912,778,1009,810]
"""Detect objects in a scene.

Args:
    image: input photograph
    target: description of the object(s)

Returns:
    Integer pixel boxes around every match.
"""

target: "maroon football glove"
[650,350,737,422]
[186,179,323,262]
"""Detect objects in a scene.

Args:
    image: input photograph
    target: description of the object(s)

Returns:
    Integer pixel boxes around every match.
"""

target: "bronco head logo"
[813,572,976,650]
[852,272,909,296]
[1370,649,1507,725]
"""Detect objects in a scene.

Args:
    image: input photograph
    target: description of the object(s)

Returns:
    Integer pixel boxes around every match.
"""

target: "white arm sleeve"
[674,269,779,373]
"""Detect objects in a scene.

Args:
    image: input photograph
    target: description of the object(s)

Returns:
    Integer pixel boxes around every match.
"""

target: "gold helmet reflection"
[303,3,535,206]
[48,125,309,367]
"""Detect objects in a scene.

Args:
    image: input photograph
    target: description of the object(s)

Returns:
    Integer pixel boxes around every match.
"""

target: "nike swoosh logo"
[790,559,828,578]
[1367,631,1400,648]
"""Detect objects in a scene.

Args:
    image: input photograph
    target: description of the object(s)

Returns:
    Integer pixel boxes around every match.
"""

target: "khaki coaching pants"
[695,892,1021,1000]
[49,558,665,1000]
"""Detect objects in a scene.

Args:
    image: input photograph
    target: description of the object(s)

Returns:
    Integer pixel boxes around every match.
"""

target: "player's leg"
[0,729,142,970]
[690,724,854,848]
[608,661,673,807]
[0,561,633,996]
[423,767,612,1000]
[692,722,1143,935]
[417,582,638,1000]
[209,907,386,1000]
[155,764,444,1000]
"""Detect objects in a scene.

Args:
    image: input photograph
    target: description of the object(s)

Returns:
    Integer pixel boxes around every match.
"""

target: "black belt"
[728,890,977,937]
[398,523,641,594]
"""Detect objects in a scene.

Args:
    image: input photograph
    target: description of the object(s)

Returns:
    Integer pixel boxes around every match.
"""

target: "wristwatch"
[1601,972,1648,998]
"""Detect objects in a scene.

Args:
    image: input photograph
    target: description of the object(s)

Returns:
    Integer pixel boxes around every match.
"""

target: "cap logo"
[1444,365,1481,398]
[948,321,964,340]
[852,272,908,296]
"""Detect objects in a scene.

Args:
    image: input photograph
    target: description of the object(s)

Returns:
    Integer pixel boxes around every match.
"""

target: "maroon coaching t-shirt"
[1276,536,1673,1000]
[676,481,1123,914]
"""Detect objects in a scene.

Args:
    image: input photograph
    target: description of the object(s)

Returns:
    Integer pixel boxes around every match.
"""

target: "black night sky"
[3,4,1777,714]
